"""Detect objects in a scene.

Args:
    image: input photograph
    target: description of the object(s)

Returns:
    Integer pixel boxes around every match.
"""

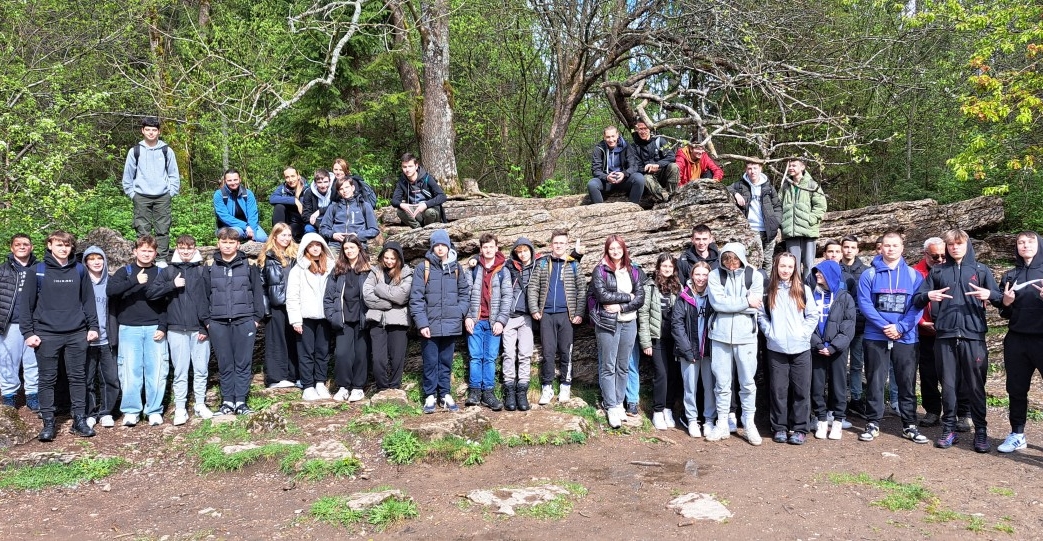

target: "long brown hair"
[654,253,681,295]
[303,240,328,275]
[601,234,631,271]
[379,246,403,284]
[257,222,298,267]
[767,252,806,311]
[334,235,371,276]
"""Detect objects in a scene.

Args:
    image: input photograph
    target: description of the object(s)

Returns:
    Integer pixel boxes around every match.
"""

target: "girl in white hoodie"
[286,232,335,400]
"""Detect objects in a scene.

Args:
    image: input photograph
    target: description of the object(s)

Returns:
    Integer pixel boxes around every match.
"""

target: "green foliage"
[828,472,934,511]
[989,487,1015,497]
[196,442,306,473]
[382,428,425,465]
[0,456,127,490]
[504,430,587,447]
[296,456,363,481]
[310,491,418,531]
[427,429,502,466]
[514,482,588,521]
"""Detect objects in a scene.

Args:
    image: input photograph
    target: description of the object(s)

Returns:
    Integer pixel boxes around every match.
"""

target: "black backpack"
[131,144,172,179]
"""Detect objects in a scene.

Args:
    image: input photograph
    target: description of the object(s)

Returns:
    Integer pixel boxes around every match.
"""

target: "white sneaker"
[998,432,1027,453]
[704,422,715,437]
[815,420,829,439]
[86,416,97,429]
[652,411,668,430]
[332,388,350,402]
[173,409,189,426]
[688,422,702,438]
[348,389,365,402]
[743,415,761,446]
[662,408,676,428]
[558,384,571,402]
[705,420,730,441]
[841,419,853,429]
[269,380,296,389]
[606,406,622,429]
[538,385,553,405]
[148,413,163,426]
[728,412,738,433]
[442,394,459,412]
[314,383,331,399]
[122,414,139,427]
[99,415,115,428]
[194,404,213,419]
[302,387,320,401]
[829,419,844,440]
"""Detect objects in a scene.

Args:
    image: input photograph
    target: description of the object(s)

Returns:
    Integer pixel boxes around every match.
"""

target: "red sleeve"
[702,153,724,181]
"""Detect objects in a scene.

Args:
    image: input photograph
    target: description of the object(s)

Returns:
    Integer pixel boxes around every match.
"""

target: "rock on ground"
[400,409,492,442]
[344,489,409,511]
[491,409,592,439]
[369,389,410,407]
[466,484,571,516]
[667,493,733,522]
[304,440,353,461]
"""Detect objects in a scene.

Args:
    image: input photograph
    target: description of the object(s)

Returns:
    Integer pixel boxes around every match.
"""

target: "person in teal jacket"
[213,168,267,243]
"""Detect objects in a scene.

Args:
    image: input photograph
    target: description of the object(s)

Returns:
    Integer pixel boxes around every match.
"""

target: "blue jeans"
[1,323,38,396]
[596,320,637,408]
[421,336,456,398]
[167,330,210,409]
[467,320,500,389]
[118,324,169,416]
[220,225,268,243]
[626,341,640,404]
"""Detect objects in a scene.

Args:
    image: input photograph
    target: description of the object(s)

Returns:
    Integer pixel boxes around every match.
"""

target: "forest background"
[1,0,1040,247]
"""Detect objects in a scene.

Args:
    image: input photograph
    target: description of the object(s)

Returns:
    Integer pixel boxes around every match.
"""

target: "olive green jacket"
[780,171,827,238]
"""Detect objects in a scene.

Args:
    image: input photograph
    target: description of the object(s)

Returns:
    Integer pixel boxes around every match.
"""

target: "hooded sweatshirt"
[20,252,99,337]
[287,232,335,325]
[147,247,208,332]
[913,240,1000,340]
[858,253,923,344]
[409,229,471,337]
[678,242,720,278]
[122,140,180,197]
[362,241,414,327]
[809,260,856,355]
[508,237,536,315]
[707,242,764,345]
[992,233,1043,335]
[759,277,819,354]
[391,166,448,209]
[83,246,111,345]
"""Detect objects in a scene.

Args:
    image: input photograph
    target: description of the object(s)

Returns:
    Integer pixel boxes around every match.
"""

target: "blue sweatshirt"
[857,255,923,344]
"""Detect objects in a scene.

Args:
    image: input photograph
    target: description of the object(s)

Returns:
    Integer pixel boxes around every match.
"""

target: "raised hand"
[928,286,952,302]
[137,268,148,284]
[173,272,185,288]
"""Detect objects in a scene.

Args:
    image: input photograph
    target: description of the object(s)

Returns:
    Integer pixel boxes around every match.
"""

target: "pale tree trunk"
[389,2,422,135]
[416,0,461,194]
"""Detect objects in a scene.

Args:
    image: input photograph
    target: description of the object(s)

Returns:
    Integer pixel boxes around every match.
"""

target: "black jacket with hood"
[913,241,1000,340]
[20,252,99,337]
[627,133,675,170]
[202,251,265,324]
[0,252,36,330]
[992,233,1043,335]
[148,248,208,332]
[677,242,720,279]
[390,166,448,221]
[808,260,857,355]
[507,237,536,316]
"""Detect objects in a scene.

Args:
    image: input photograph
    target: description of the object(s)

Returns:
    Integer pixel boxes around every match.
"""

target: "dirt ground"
[2,381,1043,541]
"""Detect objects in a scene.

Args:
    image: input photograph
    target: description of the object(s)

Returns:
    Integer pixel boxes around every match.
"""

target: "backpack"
[131,144,172,180]
[585,263,640,327]
[421,260,460,284]
[35,262,87,294]
[718,266,754,291]
[353,175,378,211]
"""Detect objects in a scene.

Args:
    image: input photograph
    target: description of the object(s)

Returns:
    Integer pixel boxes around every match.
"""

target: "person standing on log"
[628,121,679,202]
[857,231,927,445]
[122,116,180,263]
[527,229,586,405]
[992,231,1043,453]
[392,152,447,229]
[677,224,720,279]
[914,229,999,452]
[587,126,644,205]
[780,158,827,277]
[728,161,782,271]
[676,142,724,187]
[464,234,512,412]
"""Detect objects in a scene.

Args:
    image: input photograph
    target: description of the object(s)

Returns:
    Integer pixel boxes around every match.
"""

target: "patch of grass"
[451,353,467,382]
[555,404,602,429]
[197,442,307,473]
[0,456,128,490]
[363,402,421,419]
[967,515,986,533]
[300,404,348,417]
[989,486,1015,497]
[401,374,423,404]
[515,482,587,521]
[828,473,934,511]
[987,396,1010,408]
[503,430,587,447]
[994,522,1015,534]
[296,456,363,481]
[428,429,502,466]
[382,428,424,465]
[1027,409,1043,422]
[310,491,418,531]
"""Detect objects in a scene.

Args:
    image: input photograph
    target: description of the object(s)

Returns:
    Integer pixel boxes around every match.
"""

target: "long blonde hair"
[257,223,298,267]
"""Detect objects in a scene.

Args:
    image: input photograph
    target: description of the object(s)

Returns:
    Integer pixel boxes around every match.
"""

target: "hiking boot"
[787,432,806,445]
[859,422,880,442]
[443,394,460,412]
[652,411,668,430]
[423,395,436,414]
[465,387,481,407]
[919,412,940,427]
[973,427,990,453]
[515,382,531,411]
[744,416,762,446]
[38,419,57,442]
[538,385,553,405]
[955,416,973,432]
[828,419,844,440]
[625,402,639,417]
[558,384,571,402]
[998,433,1027,453]
[1,394,15,408]
[814,421,829,439]
[772,430,788,444]
[71,415,96,437]
[503,383,517,411]
[902,425,929,444]
[935,430,959,449]
[481,389,503,411]
[662,408,676,428]
[26,393,40,413]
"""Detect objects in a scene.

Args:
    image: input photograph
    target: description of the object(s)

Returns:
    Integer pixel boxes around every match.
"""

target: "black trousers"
[864,339,918,426]
[917,335,942,416]
[264,307,299,385]
[649,334,675,412]
[86,344,120,419]
[811,348,848,421]
[539,312,574,385]
[209,318,256,404]
[371,324,407,390]
[936,337,988,431]
[334,321,369,390]
[296,318,330,388]
[768,349,811,433]
[1004,331,1043,433]
[36,332,88,420]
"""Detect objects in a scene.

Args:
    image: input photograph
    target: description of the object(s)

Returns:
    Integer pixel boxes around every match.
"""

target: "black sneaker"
[215,403,235,416]
[935,430,959,449]
[846,398,866,420]
[902,425,929,444]
[480,389,503,411]
[955,416,973,432]
[234,404,255,416]
[973,428,990,453]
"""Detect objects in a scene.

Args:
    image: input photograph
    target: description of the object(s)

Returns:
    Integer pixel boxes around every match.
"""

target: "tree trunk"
[417,0,461,194]
[389,2,421,136]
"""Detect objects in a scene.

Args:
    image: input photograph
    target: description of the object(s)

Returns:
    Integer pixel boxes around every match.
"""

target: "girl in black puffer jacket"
[259,223,299,388]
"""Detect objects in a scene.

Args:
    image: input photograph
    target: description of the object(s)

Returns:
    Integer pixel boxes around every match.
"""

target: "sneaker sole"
[998,443,1027,453]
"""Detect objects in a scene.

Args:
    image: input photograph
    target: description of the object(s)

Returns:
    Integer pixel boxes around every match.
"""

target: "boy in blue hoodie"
[809,260,856,440]
[857,231,925,444]
[83,246,120,428]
